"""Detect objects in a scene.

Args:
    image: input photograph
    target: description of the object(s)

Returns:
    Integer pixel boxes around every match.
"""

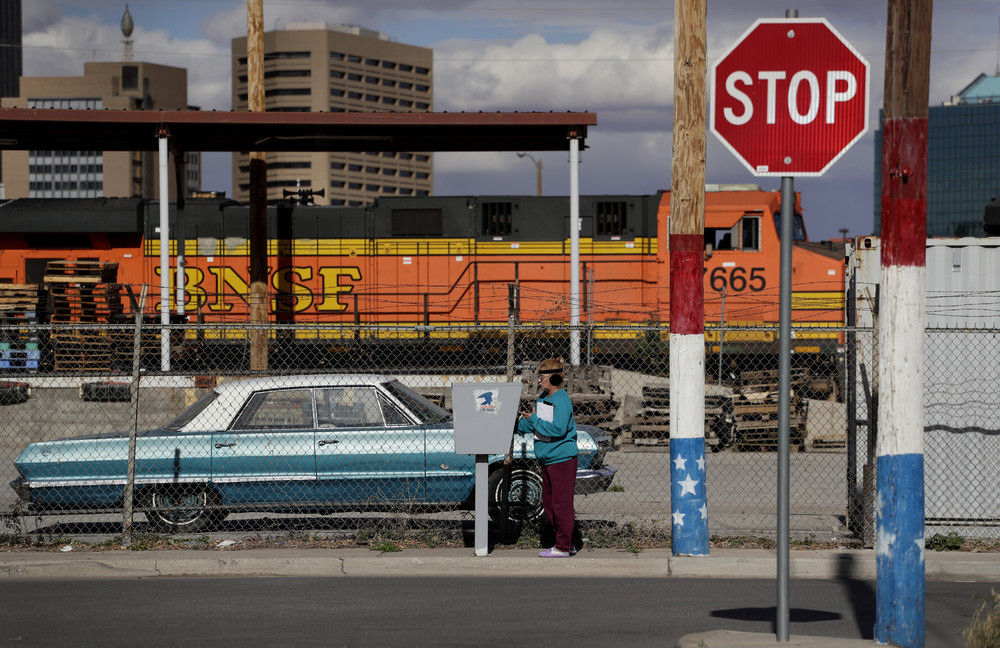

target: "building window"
[122,65,139,90]
[481,202,514,237]
[264,51,310,60]
[265,88,311,97]
[330,51,345,60]
[265,69,311,78]
[382,61,396,70]
[415,67,430,75]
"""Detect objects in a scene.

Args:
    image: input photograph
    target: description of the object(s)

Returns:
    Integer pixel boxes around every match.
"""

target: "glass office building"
[874,73,1000,237]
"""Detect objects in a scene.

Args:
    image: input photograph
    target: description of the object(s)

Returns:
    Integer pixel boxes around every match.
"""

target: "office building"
[231,23,433,206]
[1,60,199,199]
[875,73,1000,237]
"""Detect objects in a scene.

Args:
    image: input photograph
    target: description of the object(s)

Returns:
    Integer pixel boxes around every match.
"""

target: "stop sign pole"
[711,14,869,644]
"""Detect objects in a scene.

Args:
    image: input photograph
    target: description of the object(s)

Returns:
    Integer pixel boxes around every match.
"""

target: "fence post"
[123,284,147,546]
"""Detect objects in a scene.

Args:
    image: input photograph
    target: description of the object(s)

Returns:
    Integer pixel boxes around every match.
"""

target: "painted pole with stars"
[875,1,931,646]
[668,0,709,557]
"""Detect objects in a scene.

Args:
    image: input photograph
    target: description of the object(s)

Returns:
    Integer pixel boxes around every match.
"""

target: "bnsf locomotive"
[0,186,845,362]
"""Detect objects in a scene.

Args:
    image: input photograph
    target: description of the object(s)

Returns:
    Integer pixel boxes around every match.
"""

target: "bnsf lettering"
[154,265,363,312]
[703,266,767,292]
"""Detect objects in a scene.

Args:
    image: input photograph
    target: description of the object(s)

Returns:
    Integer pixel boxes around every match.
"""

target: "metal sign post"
[711,11,870,642]
[452,382,524,556]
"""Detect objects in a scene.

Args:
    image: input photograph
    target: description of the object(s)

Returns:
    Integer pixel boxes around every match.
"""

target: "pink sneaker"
[538,548,571,558]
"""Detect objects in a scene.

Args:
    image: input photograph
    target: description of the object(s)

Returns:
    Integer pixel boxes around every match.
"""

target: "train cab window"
[772,212,807,241]
[391,208,443,236]
[596,201,628,237]
[706,226,737,251]
[740,216,760,251]
[481,202,513,237]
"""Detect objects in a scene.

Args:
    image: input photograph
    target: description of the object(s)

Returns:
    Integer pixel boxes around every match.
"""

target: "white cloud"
[435,23,674,113]
[23,13,230,111]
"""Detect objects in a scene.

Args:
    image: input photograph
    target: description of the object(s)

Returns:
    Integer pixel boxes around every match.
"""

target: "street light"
[516,152,543,196]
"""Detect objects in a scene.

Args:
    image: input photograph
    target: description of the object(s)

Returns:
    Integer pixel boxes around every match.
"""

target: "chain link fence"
[1,314,996,544]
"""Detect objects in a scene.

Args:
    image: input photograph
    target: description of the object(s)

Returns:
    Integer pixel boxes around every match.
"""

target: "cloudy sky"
[19,0,1000,241]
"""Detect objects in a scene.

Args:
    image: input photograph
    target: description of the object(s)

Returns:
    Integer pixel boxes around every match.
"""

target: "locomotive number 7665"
[703,266,767,292]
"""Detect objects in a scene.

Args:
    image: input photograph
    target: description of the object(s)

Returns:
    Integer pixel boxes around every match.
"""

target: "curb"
[1,548,998,581]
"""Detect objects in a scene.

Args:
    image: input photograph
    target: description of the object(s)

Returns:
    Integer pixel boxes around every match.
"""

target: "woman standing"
[517,358,578,557]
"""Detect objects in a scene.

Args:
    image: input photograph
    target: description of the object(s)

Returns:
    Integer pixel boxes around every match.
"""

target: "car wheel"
[145,485,225,533]
[489,465,544,524]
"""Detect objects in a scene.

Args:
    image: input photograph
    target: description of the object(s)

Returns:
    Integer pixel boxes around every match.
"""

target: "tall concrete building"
[1,61,197,199]
[874,73,1000,237]
[232,23,433,206]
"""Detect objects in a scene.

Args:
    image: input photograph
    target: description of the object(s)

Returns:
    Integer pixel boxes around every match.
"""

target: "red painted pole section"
[880,118,928,266]
[668,233,704,335]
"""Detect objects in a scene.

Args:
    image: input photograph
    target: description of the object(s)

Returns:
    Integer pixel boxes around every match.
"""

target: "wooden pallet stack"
[45,261,123,372]
[0,284,44,371]
[617,384,732,447]
[730,368,808,450]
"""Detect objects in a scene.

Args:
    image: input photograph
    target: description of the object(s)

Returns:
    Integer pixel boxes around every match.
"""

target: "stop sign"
[710,18,870,177]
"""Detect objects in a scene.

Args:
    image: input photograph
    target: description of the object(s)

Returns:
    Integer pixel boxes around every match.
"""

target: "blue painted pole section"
[875,453,926,646]
[670,435,708,553]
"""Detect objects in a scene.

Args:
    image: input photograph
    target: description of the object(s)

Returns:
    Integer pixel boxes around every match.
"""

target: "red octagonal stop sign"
[711,18,869,177]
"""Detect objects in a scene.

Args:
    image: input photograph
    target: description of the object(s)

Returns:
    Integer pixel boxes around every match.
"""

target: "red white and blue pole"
[669,0,709,557]
[876,2,931,645]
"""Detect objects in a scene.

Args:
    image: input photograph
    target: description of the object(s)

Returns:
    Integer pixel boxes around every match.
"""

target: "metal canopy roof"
[0,108,595,153]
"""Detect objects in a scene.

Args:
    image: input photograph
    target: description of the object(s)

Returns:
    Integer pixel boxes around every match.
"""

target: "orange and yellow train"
[0,186,845,358]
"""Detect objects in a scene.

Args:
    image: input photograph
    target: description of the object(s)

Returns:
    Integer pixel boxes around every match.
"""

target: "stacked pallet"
[618,384,733,447]
[45,261,123,372]
[0,284,44,371]
[730,368,808,450]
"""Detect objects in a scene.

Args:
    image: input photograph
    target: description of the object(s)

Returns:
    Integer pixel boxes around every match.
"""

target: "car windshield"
[162,390,219,431]
[384,380,451,424]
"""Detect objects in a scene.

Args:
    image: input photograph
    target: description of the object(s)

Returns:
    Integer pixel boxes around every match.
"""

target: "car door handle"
[318,439,339,446]
[214,442,236,449]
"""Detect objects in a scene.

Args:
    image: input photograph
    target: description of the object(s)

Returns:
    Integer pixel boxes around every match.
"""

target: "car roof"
[214,374,397,398]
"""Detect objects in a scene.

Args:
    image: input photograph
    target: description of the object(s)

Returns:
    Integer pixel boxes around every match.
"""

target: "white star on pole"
[672,509,686,526]
[699,503,708,520]
[672,455,687,471]
[679,474,699,496]
[696,455,706,472]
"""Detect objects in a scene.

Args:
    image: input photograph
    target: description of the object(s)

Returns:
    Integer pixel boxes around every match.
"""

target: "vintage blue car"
[10,375,616,532]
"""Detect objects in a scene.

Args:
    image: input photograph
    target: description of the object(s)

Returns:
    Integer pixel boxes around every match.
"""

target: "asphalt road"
[0,576,987,647]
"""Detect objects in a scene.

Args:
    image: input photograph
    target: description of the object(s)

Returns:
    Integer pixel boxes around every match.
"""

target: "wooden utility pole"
[247,0,268,371]
[668,0,708,557]
[876,1,932,647]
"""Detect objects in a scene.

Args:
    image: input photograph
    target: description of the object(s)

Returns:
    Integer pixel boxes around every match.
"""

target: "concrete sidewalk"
[2,546,995,648]
[1,545,997,581]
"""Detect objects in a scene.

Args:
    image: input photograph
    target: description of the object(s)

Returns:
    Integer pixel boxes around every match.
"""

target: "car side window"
[378,392,412,426]
[232,389,314,430]
[317,387,384,427]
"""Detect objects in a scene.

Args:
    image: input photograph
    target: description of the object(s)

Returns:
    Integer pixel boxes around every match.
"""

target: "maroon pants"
[541,457,577,552]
